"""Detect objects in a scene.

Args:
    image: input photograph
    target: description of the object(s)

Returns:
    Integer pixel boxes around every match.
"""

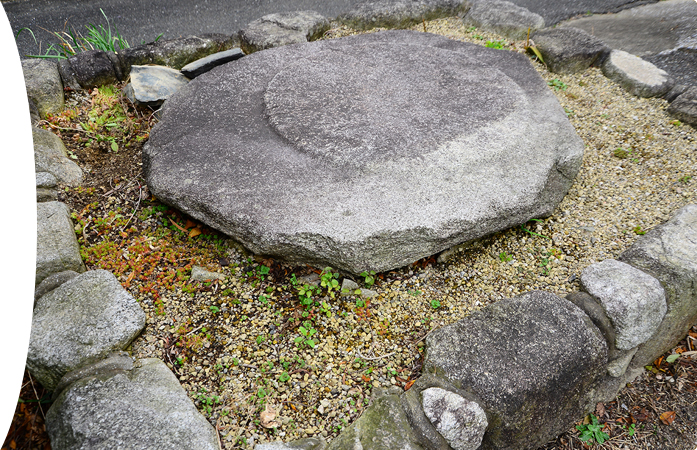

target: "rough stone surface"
[33,127,83,186]
[120,33,237,72]
[666,86,697,127]
[46,358,219,450]
[562,0,697,86]
[36,171,59,203]
[34,270,79,305]
[663,83,690,103]
[239,11,330,54]
[36,171,57,188]
[27,270,146,390]
[327,392,424,449]
[28,96,40,125]
[602,50,674,97]
[581,259,667,351]
[52,351,133,401]
[256,437,327,450]
[464,0,545,40]
[181,48,245,78]
[124,65,189,108]
[424,291,607,450]
[619,204,697,369]
[531,27,609,74]
[22,59,64,118]
[190,265,226,281]
[36,202,85,286]
[57,59,82,91]
[144,30,583,274]
[337,0,470,30]
[68,50,119,89]
[421,387,487,450]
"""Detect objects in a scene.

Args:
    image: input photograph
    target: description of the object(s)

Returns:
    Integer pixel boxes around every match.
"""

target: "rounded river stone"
[143,30,584,274]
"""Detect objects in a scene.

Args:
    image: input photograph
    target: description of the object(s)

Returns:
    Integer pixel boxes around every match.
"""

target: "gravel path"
[117,17,696,449]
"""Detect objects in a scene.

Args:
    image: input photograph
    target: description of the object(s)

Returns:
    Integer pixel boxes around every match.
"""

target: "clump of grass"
[19,9,130,59]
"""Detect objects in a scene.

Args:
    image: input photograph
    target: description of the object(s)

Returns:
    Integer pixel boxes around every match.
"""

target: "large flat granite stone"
[143,30,583,274]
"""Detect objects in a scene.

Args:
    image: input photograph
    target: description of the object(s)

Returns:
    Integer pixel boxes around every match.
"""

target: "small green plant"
[623,423,636,436]
[359,270,376,288]
[257,264,270,278]
[679,175,692,183]
[196,388,221,415]
[520,219,551,240]
[576,414,609,445]
[256,334,266,345]
[524,27,545,65]
[355,298,366,308]
[466,26,477,32]
[485,40,507,49]
[294,320,318,348]
[499,251,513,262]
[547,79,567,91]
[320,267,340,298]
[633,225,646,235]
[430,299,441,309]
[209,305,220,314]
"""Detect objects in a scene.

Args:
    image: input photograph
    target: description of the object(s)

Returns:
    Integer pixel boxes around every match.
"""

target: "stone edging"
[23,1,697,449]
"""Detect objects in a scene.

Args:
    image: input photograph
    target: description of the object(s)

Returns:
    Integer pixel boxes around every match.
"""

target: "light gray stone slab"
[424,291,607,450]
[46,358,219,450]
[581,259,667,351]
[464,0,545,40]
[22,59,64,118]
[34,270,79,304]
[124,65,189,108]
[190,265,226,281]
[27,270,146,390]
[239,11,330,54]
[421,387,487,450]
[144,30,583,275]
[337,0,470,30]
[602,50,674,97]
[619,204,697,368]
[36,201,85,286]
[33,127,83,186]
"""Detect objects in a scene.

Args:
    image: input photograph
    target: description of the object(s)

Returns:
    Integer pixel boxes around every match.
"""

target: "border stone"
[421,387,487,450]
[51,351,133,401]
[581,259,667,351]
[124,65,190,108]
[46,358,219,450]
[531,27,610,74]
[239,11,330,54]
[619,204,697,369]
[36,201,85,286]
[464,0,544,40]
[68,49,119,89]
[336,0,471,31]
[602,49,674,97]
[22,59,64,118]
[33,127,83,186]
[27,270,146,390]
[34,270,79,305]
[181,48,245,78]
[666,86,697,127]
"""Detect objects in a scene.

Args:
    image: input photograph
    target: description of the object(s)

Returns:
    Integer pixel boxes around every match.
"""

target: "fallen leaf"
[189,228,201,238]
[260,404,280,428]
[361,375,371,382]
[596,402,605,418]
[185,219,197,229]
[170,220,187,232]
[404,380,415,391]
[659,411,676,425]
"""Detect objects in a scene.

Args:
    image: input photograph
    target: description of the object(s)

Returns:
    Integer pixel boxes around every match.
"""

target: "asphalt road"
[2,0,365,58]
[3,0,658,59]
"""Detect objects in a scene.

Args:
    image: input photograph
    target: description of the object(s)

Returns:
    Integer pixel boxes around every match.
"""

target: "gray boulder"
[28,96,40,125]
[46,358,219,450]
[36,171,58,203]
[424,291,607,450]
[667,86,697,127]
[124,65,189,108]
[619,204,697,369]
[52,351,133,401]
[581,259,667,351]
[57,59,82,92]
[181,48,245,78]
[421,387,487,450]
[34,270,79,304]
[464,0,545,40]
[36,201,85,286]
[239,11,330,55]
[602,50,674,98]
[327,391,424,450]
[27,270,145,390]
[33,127,83,186]
[144,30,583,274]
[531,27,609,74]
[337,0,470,31]
[648,47,697,88]
[22,59,64,118]
[67,49,121,89]
[120,33,237,72]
